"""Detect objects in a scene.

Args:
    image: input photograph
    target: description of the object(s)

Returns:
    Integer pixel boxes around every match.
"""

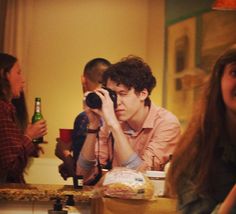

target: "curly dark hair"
[102,56,156,106]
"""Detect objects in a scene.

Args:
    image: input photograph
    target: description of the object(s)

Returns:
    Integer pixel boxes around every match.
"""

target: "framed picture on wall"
[165,17,199,129]
[164,11,236,130]
[200,11,236,73]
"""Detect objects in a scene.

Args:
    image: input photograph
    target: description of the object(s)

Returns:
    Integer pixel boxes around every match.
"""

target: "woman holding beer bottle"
[0,53,47,183]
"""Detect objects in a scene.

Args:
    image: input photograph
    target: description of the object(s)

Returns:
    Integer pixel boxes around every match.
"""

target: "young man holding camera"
[76,56,181,184]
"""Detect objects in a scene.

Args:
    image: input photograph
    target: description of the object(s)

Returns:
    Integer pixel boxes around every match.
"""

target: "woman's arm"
[0,112,36,176]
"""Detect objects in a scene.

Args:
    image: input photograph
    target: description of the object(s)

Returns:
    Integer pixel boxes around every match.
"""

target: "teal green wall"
[163,0,215,107]
[166,0,215,25]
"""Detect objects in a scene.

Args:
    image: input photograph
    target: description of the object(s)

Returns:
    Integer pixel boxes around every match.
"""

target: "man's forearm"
[110,124,134,163]
[80,132,97,161]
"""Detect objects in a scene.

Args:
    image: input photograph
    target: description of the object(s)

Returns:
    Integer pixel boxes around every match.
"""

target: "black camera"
[85,87,117,109]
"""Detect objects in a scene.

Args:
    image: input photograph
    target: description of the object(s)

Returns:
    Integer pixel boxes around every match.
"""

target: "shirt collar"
[122,102,158,135]
[142,102,159,128]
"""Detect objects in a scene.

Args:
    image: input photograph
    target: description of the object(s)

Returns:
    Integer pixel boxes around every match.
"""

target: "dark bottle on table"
[32,97,43,144]
[73,175,83,189]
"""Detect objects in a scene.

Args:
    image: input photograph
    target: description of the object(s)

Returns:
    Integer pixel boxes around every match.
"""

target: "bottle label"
[36,105,40,113]
[73,176,83,189]
[78,178,83,187]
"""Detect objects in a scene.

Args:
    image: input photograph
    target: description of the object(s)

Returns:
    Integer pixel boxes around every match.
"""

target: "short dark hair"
[102,56,156,105]
[83,58,111,84]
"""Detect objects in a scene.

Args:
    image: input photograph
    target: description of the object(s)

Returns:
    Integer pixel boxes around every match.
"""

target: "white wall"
[26,0,151,158]
[24,158,72,185]
[23,0,164,183]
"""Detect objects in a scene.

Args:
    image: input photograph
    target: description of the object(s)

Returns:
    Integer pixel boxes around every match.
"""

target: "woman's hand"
[25,119,47,140]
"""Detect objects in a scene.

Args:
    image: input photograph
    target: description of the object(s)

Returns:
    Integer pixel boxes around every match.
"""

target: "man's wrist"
[78,153,96,170]
[87,122,100,129]
[87,122,100,134]
[87,127,100,134]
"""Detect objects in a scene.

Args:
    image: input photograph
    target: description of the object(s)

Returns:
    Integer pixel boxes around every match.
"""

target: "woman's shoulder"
[177,180,217,214]
[0,100,13,113]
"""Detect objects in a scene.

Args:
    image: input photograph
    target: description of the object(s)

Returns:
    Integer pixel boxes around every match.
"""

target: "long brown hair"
[167,45,236,196]
[0,53,17,100]
[0,53,28,132]
[12,92,29,132]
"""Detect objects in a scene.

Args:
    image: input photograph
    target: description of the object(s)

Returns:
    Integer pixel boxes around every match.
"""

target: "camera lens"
[85,92,102,109]
[85,87,117,109]
[108,89,117,109]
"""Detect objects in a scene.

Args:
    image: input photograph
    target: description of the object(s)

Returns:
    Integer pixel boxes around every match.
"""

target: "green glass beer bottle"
[32,97,43,144]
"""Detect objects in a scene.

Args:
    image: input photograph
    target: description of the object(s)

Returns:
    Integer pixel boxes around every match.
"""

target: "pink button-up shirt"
[96,102,181,171]
[77,103,181,184]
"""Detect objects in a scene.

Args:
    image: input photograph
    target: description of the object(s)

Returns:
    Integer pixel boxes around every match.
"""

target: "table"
[91,196,179,214]
[0,183,93,214]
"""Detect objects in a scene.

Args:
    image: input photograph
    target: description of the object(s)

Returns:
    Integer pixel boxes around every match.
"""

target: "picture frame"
[164,11,236,130]
[165,17,198,129]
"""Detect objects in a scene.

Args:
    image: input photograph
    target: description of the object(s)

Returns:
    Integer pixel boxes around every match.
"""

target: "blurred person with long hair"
[167,45,236,213]
[0,53,47,183]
